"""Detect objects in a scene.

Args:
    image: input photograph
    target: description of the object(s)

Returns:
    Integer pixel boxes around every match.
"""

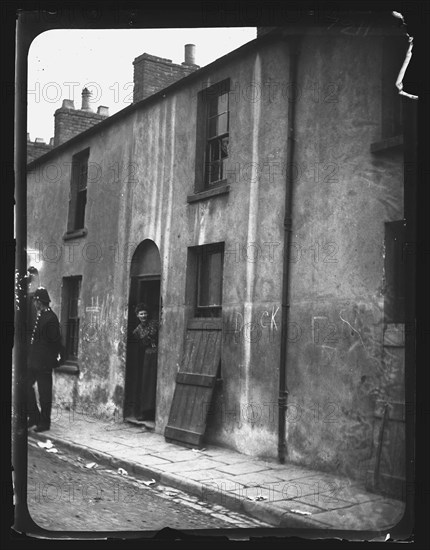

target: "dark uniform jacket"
[28,309,61,372]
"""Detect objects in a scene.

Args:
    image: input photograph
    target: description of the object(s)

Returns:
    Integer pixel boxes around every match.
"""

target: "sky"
[27,28,257,143]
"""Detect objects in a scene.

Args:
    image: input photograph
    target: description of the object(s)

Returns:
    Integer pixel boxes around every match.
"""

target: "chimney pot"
[184,44,196,65]
[62,99,75,109]
[49,137,54,146]
[81,88,93,111]
[97,106,109,116]
[27,133,31,142]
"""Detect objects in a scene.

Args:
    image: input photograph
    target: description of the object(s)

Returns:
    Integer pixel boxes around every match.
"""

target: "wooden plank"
[165,326,222,448]
[176,372,216,387]
[187,330,220,433]
[164,426,202,447]
[180,329,209,429]
[169,329,202,426]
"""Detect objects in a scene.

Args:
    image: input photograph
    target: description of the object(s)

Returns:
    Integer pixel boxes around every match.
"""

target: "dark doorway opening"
[124,241,161,428]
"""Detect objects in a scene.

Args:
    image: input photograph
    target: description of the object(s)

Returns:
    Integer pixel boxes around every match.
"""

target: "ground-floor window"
[192,242,224,318]
[61,275,82,362]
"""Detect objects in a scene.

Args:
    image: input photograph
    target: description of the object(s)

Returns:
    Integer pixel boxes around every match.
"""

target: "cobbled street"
[27,439,271,533]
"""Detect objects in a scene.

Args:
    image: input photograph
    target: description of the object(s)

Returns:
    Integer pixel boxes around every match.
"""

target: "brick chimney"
[53,90,110,146]
[133,44,199,103]
[27,134,54,162]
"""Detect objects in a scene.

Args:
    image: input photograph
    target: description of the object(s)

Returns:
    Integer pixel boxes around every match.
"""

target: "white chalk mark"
[339,310,366,350]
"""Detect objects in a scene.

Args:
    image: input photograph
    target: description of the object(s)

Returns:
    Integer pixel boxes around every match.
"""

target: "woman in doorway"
[132,303,159,421]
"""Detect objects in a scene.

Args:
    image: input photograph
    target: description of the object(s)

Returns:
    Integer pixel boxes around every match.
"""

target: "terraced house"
[26,16,416,501]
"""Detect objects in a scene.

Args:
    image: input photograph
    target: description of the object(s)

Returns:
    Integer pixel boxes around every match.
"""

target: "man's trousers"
[27,369,52,428]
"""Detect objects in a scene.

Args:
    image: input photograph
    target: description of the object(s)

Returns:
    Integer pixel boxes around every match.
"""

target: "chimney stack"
[54,93,109,146]
[62,99,75,109]
[81,88,93,111]
[183,44,196,65]
[133,47,200,103]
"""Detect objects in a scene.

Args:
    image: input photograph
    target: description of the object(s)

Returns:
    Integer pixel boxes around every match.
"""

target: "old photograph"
[11,3,422,541]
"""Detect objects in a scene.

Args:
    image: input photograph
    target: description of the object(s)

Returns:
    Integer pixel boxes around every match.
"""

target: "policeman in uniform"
[27,287,61,432]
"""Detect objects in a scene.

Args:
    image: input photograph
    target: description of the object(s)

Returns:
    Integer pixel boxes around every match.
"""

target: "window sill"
[187,183,230,203]
[55,362,80,375]
[63,228,87,241]
[370,135,403,154]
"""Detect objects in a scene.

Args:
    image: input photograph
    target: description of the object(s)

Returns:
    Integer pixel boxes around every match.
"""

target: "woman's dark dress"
[132,320,159,420]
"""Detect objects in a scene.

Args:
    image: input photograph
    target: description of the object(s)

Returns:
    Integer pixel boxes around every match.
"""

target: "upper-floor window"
[68,149,89,232]
[205,86,229,186]
[195,80,230,192]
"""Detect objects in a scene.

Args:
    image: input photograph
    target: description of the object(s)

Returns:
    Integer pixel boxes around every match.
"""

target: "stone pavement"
[28,412,406,534]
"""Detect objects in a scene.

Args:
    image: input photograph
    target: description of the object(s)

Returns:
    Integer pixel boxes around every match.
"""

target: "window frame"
[185,243,225,319]
[61,276,82,363]
[67,148,90,234]
[196,243,224,317]
[194,79,230,193]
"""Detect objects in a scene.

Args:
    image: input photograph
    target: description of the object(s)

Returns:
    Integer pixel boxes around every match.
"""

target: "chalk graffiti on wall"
[224,305,280,344]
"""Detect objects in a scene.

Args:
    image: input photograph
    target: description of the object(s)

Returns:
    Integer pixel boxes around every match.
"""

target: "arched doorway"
[124,240,161,427]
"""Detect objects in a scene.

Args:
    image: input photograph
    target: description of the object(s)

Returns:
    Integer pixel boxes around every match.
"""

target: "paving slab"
[179,469,226,481]
[289,493,355,511]
[260,467,328,482]
[229,484,279,501]
[268,479,321,500]
[29,413,407,533]
[201,478,246,492]
[270,499,325,515]
[229,471,286,487]
[141,442,178,453]
[318,485,383,505]
[202,449,255,464]
[128,454,174,467]
[310,499,406,531]
[215,462,270,476]
[160,458,225,473]
[151,449,204,462]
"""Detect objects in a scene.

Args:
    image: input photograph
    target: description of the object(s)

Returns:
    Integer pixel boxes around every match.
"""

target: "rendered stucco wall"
[26,32,405,478]
[285,33,404,480]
